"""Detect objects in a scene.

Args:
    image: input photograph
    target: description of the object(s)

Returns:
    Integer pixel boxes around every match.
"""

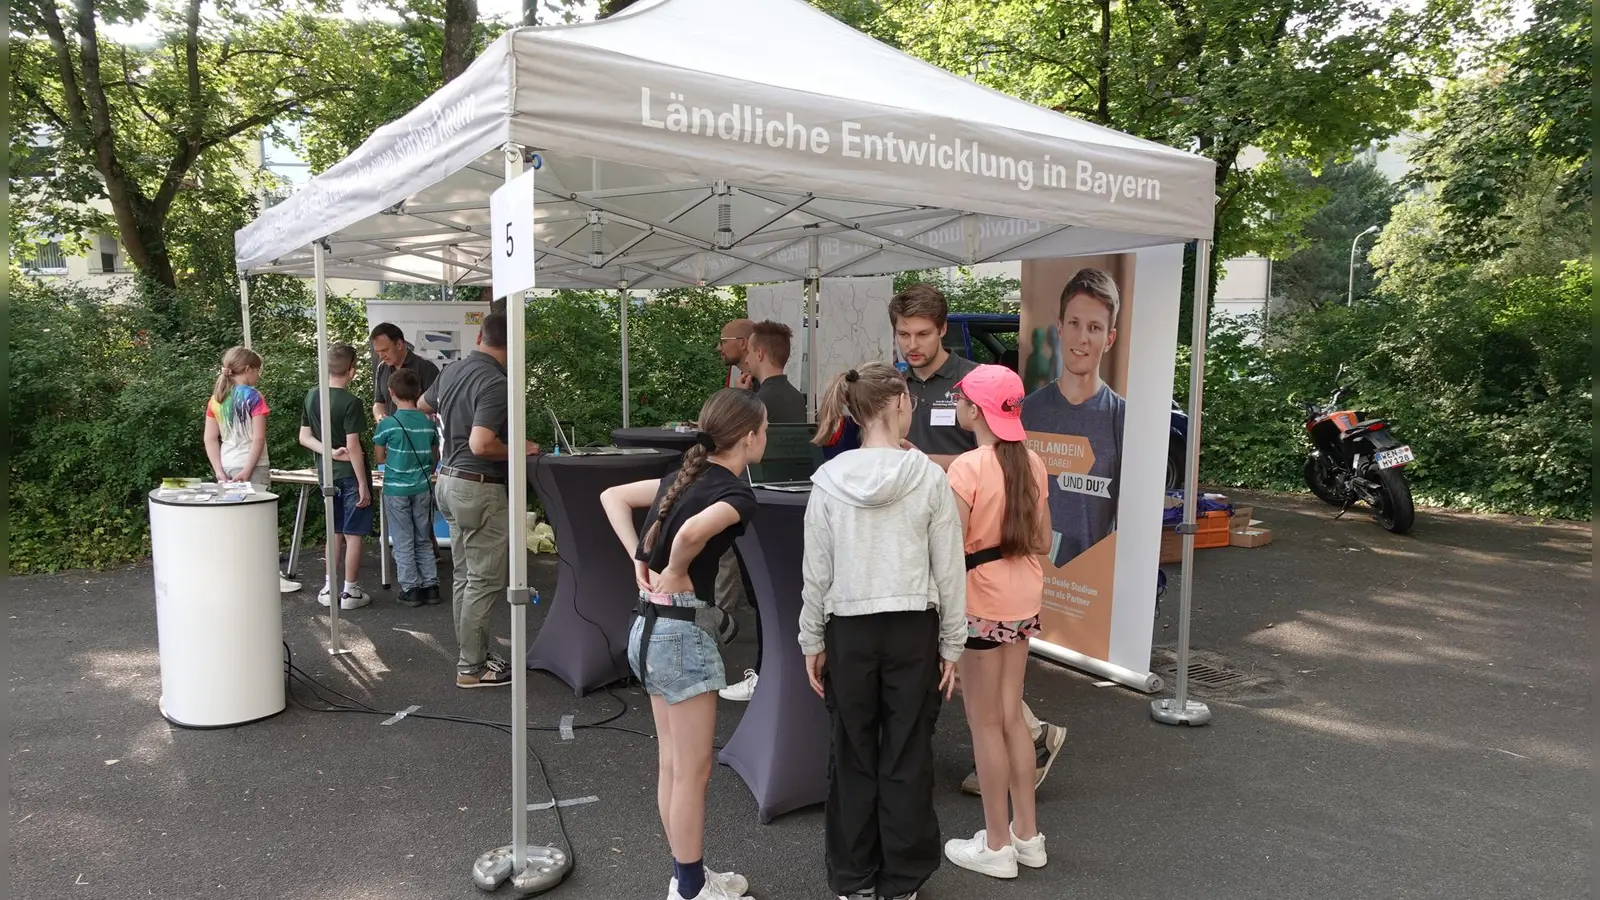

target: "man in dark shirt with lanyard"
[371,323,441,423]
[889,282,1069,796]
[372,323,444,560]
[419,313,539,689]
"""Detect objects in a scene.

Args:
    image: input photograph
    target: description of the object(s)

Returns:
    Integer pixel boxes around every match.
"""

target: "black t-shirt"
[634,464,759,603]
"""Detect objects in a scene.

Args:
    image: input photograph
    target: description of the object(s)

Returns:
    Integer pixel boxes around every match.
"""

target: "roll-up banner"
[1019,245,1184,691]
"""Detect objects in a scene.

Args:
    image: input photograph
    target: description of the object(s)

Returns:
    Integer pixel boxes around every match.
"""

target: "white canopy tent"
[237,0,1220,883]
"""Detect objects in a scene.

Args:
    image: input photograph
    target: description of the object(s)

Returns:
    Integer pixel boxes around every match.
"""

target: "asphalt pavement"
[8,490,1591,900]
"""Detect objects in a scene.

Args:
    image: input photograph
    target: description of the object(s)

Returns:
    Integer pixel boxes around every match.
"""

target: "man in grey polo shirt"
[892,283,980,470]
[371,322,441,422]
[419,313,539,689]
[888,282,1069,795]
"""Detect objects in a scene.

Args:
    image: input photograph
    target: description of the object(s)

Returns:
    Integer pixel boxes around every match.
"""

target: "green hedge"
[9,272,1016,574]
[8,276,368,574]
[1185,260,1592,519]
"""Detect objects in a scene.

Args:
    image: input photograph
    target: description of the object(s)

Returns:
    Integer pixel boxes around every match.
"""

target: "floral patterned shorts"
[965,614,1042,650]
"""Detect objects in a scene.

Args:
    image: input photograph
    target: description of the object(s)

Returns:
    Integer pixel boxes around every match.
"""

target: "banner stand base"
[1027,639,1164,693]
[1150,698,1212,726]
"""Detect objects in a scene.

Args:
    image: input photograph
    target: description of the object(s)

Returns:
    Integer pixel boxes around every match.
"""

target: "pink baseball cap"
[956,364,1027,442]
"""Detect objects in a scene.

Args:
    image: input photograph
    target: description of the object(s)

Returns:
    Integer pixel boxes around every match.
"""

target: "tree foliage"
[1406,0,1591,259]
[11,0,367,298]
[812,0,1469,261]
[1271,157,1401,310]
[1187,260,1591,519]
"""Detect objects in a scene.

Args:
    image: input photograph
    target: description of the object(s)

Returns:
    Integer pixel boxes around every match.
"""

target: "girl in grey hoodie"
[801,361,967,900]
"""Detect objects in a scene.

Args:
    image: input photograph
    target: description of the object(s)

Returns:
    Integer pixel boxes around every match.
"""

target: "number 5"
[505,222,514,257]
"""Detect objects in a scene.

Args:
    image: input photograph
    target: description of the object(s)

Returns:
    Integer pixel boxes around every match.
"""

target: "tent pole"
[313,240,346,656]
[1152,239,1214,727]
[503,145,532,871]
[805,236,820,421]
[619,275,632,429]
[239,277,253,349]
[472,144,566,896]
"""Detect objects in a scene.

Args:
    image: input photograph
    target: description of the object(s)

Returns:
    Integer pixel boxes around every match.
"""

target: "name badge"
[930,406,957,427]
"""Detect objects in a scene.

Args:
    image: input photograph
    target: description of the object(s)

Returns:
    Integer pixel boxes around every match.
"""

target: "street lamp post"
[1348,225,1380,305]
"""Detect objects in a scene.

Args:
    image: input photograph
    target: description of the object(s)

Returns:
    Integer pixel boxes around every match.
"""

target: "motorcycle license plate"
[1377,446,1414,469]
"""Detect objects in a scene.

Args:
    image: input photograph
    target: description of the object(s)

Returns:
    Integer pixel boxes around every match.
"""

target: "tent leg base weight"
[1150,698,1212,726]
[472,843,572,896]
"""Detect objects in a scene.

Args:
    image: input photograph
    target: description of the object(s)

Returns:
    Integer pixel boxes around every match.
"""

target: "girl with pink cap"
[942,364,1051,878]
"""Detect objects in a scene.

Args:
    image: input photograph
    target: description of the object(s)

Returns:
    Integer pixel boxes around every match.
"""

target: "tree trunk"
[442,0,478,82]
[1096,0,1112,125]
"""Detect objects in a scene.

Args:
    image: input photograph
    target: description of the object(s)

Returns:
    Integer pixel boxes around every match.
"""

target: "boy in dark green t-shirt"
[299,343,372,610]
[372,369,441,606]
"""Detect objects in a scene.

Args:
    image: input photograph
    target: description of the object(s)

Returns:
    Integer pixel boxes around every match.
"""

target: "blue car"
[945,313,1190,490]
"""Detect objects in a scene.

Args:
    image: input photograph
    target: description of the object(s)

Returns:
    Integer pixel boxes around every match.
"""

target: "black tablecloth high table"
[718,487,828,823]
[611,427,702,453]
[525,449,680,695]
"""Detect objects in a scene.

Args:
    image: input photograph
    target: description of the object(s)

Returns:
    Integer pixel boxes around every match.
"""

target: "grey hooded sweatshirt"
[799,447,967,663]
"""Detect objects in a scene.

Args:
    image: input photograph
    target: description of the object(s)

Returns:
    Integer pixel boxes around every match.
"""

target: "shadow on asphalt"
[9,491,1591,900]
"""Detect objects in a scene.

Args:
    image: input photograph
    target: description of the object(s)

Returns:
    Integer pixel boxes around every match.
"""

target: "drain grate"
[1175,662,1251,689]
[1148,645,1278,697]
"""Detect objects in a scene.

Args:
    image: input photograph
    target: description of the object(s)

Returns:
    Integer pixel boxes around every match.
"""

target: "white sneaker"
[340,586,370,610]
[668,867,749,899]
[279,576,301,593]
[1010,827,1047,868]
[944,829,1018,878]
[719,670,758,702]
[317,584,332,607]
[664,872,751,900]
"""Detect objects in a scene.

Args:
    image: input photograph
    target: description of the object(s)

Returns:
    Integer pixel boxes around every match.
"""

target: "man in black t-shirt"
[746,321,807,424]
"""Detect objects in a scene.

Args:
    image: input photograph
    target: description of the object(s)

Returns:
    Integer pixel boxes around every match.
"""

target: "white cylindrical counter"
[149,490,286,728]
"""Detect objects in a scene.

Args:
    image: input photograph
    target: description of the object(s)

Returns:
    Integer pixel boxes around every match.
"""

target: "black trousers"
[822,610,944,898]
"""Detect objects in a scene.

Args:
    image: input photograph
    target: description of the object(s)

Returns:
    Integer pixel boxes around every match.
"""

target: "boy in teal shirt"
[372,368,441,606]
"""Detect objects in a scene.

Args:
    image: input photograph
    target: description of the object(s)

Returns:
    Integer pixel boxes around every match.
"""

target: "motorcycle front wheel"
[1302,455,1348,506]
[1372,468,1416,534]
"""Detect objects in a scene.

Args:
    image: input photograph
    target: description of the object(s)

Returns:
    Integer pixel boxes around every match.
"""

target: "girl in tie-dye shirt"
[203,346,271,488]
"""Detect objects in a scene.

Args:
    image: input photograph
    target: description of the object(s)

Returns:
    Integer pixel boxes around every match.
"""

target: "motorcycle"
[1300,382,1416,534]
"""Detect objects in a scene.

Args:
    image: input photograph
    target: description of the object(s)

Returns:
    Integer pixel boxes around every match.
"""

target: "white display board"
[363,300,491,369]
[744,276,894,395]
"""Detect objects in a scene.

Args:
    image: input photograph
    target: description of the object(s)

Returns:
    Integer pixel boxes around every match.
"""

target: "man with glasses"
[705,317,757,664]
[718,318,756,389]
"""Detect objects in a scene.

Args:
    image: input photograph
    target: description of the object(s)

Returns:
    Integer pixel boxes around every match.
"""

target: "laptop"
[746,423,822,490]
[544,408,652,456]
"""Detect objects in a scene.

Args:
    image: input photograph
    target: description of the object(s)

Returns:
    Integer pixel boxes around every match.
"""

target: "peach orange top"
[946,444,1048,622]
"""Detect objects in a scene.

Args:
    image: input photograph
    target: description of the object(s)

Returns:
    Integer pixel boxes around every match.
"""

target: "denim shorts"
[627,591,726,704]
[333,476,374,536]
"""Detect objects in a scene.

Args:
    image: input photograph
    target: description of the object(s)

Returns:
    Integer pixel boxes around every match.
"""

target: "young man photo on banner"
[1020,268,1126,660]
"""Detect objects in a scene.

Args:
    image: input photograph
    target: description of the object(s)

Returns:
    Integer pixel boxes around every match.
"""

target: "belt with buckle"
[439,466,507,485]
[633,599,698,684]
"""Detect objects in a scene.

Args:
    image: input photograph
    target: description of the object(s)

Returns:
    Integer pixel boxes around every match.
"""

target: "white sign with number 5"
[490,168,537,299]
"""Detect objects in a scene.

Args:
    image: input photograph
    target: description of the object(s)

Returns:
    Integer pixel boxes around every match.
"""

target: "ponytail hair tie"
[844,369,860,383]
[695,431,717,452]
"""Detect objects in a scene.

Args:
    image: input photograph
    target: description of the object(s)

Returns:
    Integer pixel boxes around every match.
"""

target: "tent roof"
[236,0,1214,290]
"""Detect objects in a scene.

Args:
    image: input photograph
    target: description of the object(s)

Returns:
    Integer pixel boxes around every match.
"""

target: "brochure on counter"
[156,478,257,503]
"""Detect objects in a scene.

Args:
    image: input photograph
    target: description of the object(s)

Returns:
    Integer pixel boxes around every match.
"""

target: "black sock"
[673,858,705,898]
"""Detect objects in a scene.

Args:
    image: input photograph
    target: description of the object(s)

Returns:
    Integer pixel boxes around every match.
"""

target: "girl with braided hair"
[802,361,967,900]
[601,388,768,900]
